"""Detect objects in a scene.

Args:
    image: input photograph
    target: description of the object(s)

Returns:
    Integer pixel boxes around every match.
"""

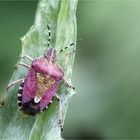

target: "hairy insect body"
[18,53,64,115]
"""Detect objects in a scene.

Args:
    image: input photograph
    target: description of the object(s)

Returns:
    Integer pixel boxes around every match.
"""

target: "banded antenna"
[58,39,81,53]
[47,25,51,47]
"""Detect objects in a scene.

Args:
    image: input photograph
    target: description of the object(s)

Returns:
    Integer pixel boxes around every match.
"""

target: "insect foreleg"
[19,62,30,68]
[54,94,63,131]
[20,55,33,61]
[6,78,25,89]
[15,62,30,69]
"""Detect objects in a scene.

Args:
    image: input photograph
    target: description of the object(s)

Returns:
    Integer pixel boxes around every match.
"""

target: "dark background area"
[1,0,140,139]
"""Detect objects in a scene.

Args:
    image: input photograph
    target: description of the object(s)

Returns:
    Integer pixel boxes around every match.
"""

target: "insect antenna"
[58,39,82,53]
[44,24,52,54]
[47,24,51,47]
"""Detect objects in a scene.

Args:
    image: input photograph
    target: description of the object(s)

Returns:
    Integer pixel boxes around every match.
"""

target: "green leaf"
[0,0,78,140]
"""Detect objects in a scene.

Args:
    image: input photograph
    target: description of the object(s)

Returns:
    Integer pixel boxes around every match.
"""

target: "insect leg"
[14,62,30,69]
[47,24,51,47]
[6,78,25,89]
[20,55,33,61]
[63,78,75,90]
[55,94,63,131]
[19,63,30,68]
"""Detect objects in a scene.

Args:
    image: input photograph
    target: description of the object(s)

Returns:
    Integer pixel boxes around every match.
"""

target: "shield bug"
[7,25,76,130]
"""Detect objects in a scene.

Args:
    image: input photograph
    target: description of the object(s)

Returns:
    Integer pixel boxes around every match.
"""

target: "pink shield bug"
[7,25,76,130]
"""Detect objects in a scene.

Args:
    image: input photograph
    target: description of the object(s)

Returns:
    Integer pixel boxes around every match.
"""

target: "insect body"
[18,48,64,115]
[7,25,76,130]
[17,48,64,115]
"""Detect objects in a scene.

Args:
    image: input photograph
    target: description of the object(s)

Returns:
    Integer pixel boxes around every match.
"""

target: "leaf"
[0,0,78,140]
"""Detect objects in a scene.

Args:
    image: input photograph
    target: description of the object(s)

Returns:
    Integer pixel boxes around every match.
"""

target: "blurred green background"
[1,0,140,139]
